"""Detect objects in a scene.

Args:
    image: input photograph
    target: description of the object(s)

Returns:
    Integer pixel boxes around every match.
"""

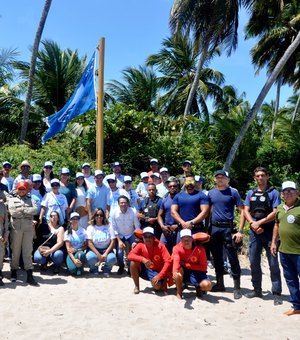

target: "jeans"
[160,231,178,254]
[280,252,300,310]
[66,251,86,275]
[86,249,117,274]
[249,229,282,293]
[34,249,64,267]
[116,234,135,267]
[210,226,241,279]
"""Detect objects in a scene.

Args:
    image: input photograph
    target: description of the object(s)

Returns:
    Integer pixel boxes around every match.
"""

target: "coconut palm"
[20,0,52,143]
[146,34,224,120]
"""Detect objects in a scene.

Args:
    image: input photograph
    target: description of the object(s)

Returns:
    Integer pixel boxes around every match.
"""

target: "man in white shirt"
[106,174,129,219]
[111,195,140,275]
[1,161,14,192]
[81,163,95,189]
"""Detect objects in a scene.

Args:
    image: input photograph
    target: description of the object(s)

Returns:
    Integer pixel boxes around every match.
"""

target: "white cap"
[151,172,161,178]
[44,161,53,167]
[32,174,42,182]
[112,161,121,167]
[106,174,116,181]
[140,172,149,179]
[50,178,60,185]
[70,212,80,219]
[195,175,204,183]
[180,229,192,238]
[124,175,132,182]
[94,170,104,177]
[143,227,154,235]
[76,172,84,179]
[150,158,159,164]
[282,181,297,191]
[82,163,90,168]
[60,167,70,174]
[2,161,12,167]
[160,167,169,173]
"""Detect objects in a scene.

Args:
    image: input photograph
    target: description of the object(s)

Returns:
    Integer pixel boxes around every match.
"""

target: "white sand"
[0,255,299,340]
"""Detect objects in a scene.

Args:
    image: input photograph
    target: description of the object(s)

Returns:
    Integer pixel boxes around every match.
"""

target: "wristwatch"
[190,221,195,228]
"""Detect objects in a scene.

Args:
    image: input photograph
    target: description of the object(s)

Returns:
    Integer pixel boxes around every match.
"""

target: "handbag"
[75,205,88,217]
[38,233,54,254]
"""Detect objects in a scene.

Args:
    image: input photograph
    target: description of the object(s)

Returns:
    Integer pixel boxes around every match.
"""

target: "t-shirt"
[64,227,87,249]
[41,192,68,225]
[86,224,115,249]
[208,187,243,223]
[156,183,168,199]
[107,188,130,217]
[1,176,14,192]
[275,198,300,254]
[75,186,87,209]
[59,183,77,205]
[172,190,209,221]
[86,184,110,212]
[160,195,176,225]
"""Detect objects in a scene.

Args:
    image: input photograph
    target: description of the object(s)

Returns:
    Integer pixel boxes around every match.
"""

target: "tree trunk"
[224,30,300,171]
[291,93,300,122]
[270,77,281,140]
[183,40,209,117]
[19,0,52,144]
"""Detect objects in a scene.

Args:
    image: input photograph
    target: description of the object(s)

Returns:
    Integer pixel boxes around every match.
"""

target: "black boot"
[233,278,242,299]
[245,288,262,298]
[11,269,17,282]
[0,270,4,286]
[26,269,39,286]
[211,274,226,292]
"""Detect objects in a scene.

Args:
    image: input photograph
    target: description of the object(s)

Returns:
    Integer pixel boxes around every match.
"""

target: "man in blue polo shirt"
[171,174,209,235]
[208,170,244,299]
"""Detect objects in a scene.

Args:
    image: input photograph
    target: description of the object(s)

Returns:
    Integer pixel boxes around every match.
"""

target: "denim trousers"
[280,252,300,310]
[249,229,282,293]
[34,249,64,267]
[116,234,135,267]
[66,250,86,275]
[86,249,117,273]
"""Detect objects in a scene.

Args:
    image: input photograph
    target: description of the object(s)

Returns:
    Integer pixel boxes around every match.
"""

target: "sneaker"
[103,273,110,278]
[273,294,283,306]
[245,289,262,299]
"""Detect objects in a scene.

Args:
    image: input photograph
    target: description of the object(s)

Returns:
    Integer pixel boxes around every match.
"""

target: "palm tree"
[0,47,18,86]
[170,0,250,117]
[106,66,160,113]
[20,0,52,143]
[146,34,224,120]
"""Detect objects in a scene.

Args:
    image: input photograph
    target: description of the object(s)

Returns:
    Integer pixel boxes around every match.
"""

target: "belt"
[213,221,234,228]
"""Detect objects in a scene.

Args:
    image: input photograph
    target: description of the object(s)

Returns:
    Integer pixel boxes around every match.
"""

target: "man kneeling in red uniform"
[128,227,172,294]
[173,229,212,299]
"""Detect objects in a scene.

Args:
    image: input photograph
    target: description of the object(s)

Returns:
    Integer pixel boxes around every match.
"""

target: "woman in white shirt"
[41,161,54,193]
[74,172,89,229]
[86,208,117,277]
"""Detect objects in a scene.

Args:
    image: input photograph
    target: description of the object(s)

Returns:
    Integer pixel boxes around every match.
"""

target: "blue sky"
[0,0,292,108]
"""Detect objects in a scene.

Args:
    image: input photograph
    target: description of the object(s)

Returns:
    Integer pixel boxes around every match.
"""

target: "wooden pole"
[96,37,105,169]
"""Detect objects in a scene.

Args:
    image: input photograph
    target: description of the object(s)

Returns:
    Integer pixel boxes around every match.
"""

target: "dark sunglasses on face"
[51,184,60,187]
[95,214,104,217]
[143,235,154,239]
[44,166,53,170]
[50,215,58,218]
[107,180,115,183]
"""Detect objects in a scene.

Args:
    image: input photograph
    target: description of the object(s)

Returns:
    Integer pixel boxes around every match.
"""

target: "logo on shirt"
[154,255,160,261]
[287,215,296,224]
[190,256,197,263]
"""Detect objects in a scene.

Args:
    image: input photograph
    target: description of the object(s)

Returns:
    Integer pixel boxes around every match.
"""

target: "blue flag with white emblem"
[42,52,96,143]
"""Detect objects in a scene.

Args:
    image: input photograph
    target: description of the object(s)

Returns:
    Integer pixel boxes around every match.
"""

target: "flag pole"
[96,37,105,169]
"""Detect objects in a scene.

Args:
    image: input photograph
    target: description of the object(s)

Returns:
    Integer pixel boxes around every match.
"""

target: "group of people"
[0,158,299,316]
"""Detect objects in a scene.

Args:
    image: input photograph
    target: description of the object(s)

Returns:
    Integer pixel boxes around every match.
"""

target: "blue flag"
[42,51,96,143]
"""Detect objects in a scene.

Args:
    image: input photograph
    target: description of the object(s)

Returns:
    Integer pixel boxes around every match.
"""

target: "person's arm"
[192,203,210,226]
[233,205,244,243]
[42,227,64,257]
[86,198,93,219]
[65,240,81,266]
[157,207,171,235]
[171,204,189,228]
[68,198,76,212]
[103,238,115,258]
[271,222,280,256]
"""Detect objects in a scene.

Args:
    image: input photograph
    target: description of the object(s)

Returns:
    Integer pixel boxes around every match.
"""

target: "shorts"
[183,268,208,286]
[140,263,164,285]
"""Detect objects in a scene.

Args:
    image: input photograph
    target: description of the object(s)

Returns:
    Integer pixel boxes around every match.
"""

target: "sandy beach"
[0,255,299,340]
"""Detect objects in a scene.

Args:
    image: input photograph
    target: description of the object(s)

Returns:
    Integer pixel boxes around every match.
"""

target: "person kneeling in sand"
[128,227,172,294]
[173,229,212,299]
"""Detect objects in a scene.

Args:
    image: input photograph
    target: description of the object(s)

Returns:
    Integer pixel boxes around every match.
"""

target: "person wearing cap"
[136,172,149,200]
[64,212,87,276]
[74,172,89,228]
[156,168,169,199]
[104,162,125,189]
[171,174,209,236]
[148,158,159,182]
[177,160,193,190]
[173,229,212,299]
[111,195,141,275]
[40,161,54,193]
[271,181,300,316]
[128,226,172,294]
[138,183,162,239]
[39,179,68,227]
[150,172,161,187]
[7,180,38,285]
[194,175,207,194]
[0,199,9,286]
[106,174,130,219]
[81,163,95,189]
[244,167,282,304]
[86,170,109,220]
[12,160,32,190]
[0,170,9,201]
[1,161,14,192]
[158,179,180,254]
[59,168,77,216]
[123,175,141,212]
[86,208,117,276]
[208,170,244,299]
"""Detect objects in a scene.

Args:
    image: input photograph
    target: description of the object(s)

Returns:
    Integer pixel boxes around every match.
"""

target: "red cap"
[16,180,29,190]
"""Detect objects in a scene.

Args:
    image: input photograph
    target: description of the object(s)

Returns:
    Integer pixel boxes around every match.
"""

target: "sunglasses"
[44,166,53,169]
[143,235,154,239]
[71,217,80,220]
[168,185,177,188]
[95,214,104,217]
[282,189,296,193]
[50,215,58,218]
[107,180,116,183]
[51,184,60,187]
[33,181,42,183]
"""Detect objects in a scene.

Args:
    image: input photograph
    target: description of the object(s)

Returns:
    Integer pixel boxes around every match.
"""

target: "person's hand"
[169,224,178,232]
[255,227,264,235]
[66,207,72,215]
[251,221,261,230]
[41,249,51,257]
[151,275,160,286]
[74,258,82,267]
[233,232,243,243]
[270,242,277,256]
[181,221,191,229]
[137,212,145,221]
[118,241,125,250]
[68,247,76,254]
[32,220,38,227]
[173,272,182,280]
[148,217,156,225]
[161,225,171,235]
[142,258,153,268]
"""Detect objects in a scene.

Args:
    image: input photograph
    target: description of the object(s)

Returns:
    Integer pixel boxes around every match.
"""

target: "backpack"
[249,187,274,220]
[143,196,160,218]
